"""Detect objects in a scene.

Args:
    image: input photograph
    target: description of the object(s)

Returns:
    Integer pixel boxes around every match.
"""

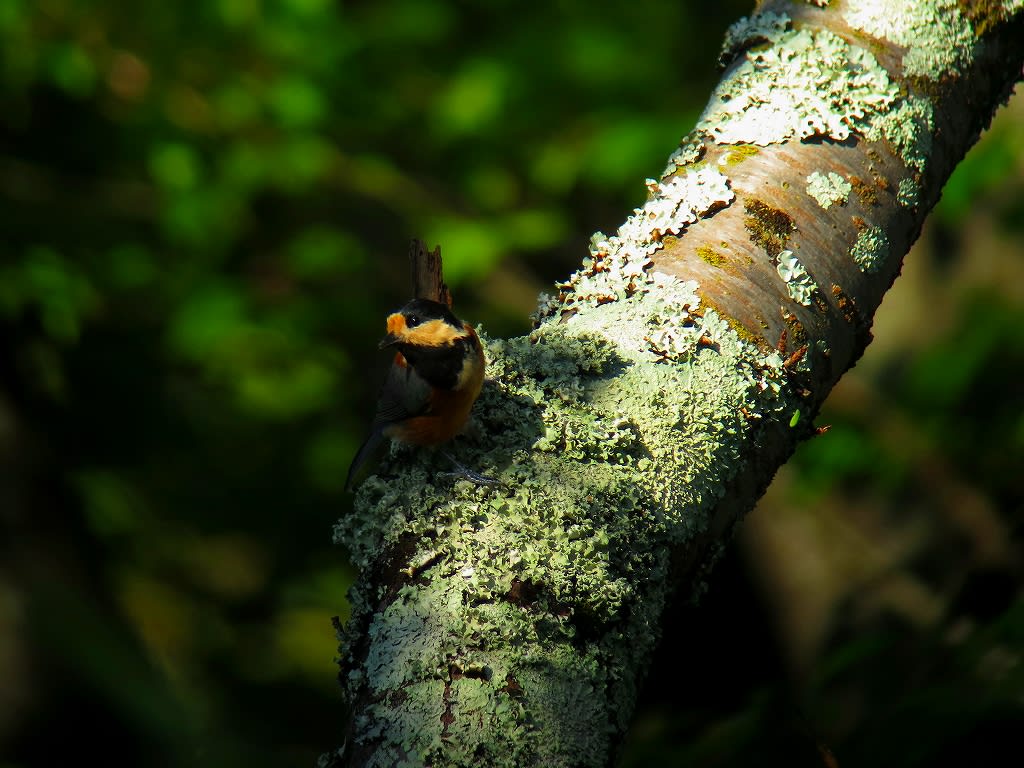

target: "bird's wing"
[372,357,433,428]
[346,358,433,492]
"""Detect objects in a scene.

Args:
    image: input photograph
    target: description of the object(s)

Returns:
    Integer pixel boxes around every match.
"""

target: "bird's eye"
[406,314,420,328]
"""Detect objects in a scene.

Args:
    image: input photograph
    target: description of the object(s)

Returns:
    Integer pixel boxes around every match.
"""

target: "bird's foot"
[440,451,498,486]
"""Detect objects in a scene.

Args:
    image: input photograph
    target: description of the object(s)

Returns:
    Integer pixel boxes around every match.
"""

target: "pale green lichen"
[776,250,818,306]
[897,177,920,208]
[699,24,899,145]
[646,169,734,236]
[866,94,934,175]
[539,166,733,315]
[806,171,852,209]
[661,134,705,178]
[336,264,797,766]
[850,226,890,273]
[844,0,975,80]
[719,11,791,66]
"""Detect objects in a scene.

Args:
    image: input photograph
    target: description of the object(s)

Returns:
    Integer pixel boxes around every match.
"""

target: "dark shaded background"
[1,2,1022,766]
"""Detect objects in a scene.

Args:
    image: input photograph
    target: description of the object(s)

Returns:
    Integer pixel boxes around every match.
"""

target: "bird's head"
[379,298,469,350]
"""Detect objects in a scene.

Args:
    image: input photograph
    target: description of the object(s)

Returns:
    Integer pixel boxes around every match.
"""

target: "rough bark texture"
[327,2,1024,767]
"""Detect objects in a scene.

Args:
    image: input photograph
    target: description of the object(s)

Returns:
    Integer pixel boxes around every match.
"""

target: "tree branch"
[327,2,1024,766]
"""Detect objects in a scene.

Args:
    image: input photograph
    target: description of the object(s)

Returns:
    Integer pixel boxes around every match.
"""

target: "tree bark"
[327,2,1024,766]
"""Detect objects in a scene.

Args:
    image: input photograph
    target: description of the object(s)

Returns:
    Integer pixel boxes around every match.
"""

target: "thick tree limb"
[328,2,1024,766]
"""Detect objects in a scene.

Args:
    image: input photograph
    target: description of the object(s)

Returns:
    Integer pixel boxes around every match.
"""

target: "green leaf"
[148,143,201,191]
[500,208,569,250]
[48,42,96,96]
[0,0,26,30]
[271,135,333,190]
[168,284,247,360]
[236,358,337,419]
[424,217,502,285]
[286,228,365,277]
[106,244,157,289]
[433,59,506,137]
[267,77,326,128]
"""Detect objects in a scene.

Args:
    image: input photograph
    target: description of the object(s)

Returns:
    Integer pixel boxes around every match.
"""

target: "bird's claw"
[440,452,499,486]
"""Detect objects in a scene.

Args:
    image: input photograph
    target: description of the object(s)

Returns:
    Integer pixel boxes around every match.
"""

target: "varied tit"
[345,298,492,491]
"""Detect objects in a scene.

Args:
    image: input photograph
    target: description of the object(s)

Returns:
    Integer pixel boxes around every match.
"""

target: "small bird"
[345,298,492,490]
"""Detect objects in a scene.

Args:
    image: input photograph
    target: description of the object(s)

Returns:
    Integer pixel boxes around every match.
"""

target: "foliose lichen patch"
[776,250,819,307]
[719,10,791,66]
[896,177,920,208]
[701,18,899,146]
[537,166,734,312]
[849,225,890,273]
[844,0,975,80]
[806,171,852,209]
[661,134,705,178]
[865,94,934,175]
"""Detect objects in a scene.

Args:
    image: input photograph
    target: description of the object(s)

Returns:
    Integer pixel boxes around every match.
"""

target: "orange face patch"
[399,317,468,348]
[385,313,407,336]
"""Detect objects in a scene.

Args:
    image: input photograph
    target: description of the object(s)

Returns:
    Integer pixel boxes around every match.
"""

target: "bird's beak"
[378,332,401,349]
[380,312,406,348]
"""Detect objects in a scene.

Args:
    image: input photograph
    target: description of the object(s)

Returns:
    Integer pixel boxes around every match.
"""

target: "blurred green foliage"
[1,1,1022,767]
[0,0,742,765]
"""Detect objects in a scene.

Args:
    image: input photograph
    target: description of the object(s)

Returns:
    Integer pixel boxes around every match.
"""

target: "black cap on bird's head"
[379,298,467,349]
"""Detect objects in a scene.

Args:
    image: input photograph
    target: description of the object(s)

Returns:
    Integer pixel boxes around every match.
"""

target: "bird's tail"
[345,426,386,492]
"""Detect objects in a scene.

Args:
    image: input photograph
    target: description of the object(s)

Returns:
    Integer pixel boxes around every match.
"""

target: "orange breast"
[386,329,484,447]
[386,385,477,446]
